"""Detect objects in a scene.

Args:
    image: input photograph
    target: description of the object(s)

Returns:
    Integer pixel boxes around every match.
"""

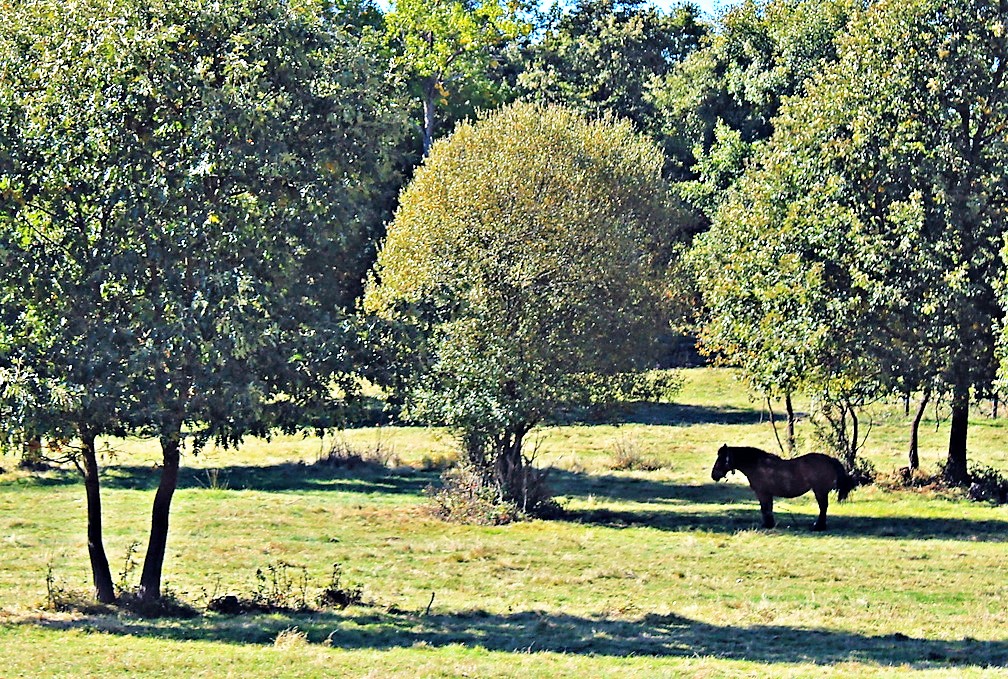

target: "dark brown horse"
[711,445,855,531]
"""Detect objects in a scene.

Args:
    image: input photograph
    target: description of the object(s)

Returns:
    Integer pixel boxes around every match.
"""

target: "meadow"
[1,368,1006,677]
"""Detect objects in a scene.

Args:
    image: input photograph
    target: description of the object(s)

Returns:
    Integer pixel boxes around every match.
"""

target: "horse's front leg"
[812,490,829,531]
[757,493,775,529]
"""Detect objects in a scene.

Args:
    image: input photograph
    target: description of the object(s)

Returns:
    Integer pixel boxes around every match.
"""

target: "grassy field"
[1,368,1007,677]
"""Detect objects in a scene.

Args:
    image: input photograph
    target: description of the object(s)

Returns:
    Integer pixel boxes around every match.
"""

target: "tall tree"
[365,102,687,513]
[0,0,406,602]
[385,0,531,155]
[518,0,706,176]
[694,0,1008,481]
[654,0,858,207]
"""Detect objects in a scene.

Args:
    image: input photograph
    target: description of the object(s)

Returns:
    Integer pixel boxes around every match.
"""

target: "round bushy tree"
[365,101,687,515]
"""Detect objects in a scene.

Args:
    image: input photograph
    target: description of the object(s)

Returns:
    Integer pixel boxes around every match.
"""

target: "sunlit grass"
[1,368,1007,676]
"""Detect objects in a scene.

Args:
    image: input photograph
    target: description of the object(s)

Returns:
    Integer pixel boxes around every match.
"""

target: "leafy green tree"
[654,0,857,206]
[365,102,687,512]
[0,0,405,602]
[384,0,531,155]
[694,0,1008,482]
[518,0,706,176]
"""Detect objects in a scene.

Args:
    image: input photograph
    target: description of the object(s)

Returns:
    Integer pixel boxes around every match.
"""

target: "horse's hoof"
[811,523,826,532]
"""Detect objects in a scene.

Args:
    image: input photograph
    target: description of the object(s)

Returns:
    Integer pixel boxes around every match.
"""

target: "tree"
[0,0,405,602]
[694,0,1008,482]
[518,0,706,177]
[654,0,857,207]
[384,0,531,156]
[364,102,687,512]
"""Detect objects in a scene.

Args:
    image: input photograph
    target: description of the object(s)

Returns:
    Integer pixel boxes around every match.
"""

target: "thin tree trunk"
[784,392,796,455]
[848,403,858,468]
[766,397,785,455]
[908,388,930,471]
[80,425,116,603]
[422,86,436,157]
[139,420,182,602]
[946,386,970,486]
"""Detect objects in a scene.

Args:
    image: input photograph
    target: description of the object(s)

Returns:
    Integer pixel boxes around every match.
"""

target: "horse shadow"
[548,470,1008,542]
[25,607,1008,669]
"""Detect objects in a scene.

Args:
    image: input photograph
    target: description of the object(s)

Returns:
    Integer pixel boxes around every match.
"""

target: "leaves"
[365,102,688,441]
[0,0,407,449]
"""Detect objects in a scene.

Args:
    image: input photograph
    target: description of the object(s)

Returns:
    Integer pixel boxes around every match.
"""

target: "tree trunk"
[908,389,930,471]
[138,420,182,601]
[80,426,116,604]
[847,403,858,468]
[494,427,533,508]
[422,84,436,157]
[946,386,970,486]
[766,397,785,455]
[784,392,796,455]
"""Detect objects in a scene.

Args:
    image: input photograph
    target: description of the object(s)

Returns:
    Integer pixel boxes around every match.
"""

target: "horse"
[711,444,855,531]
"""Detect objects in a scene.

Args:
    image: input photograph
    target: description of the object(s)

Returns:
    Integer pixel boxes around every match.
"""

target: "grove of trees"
[3,0,1008,603]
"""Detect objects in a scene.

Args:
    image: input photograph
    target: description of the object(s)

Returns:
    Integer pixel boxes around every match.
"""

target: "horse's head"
[711,444,734,481]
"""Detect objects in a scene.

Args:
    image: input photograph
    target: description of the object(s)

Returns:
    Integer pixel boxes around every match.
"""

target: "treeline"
[2,0,1008,604]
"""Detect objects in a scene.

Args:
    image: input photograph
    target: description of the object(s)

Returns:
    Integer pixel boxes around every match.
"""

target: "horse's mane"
[723,445,780,465]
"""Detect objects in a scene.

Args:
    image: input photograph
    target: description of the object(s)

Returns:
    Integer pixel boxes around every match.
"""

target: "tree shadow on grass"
[549,470,1008,542]
[24,607,1008,669]
[5,462,440,496]
[105,462,441,495]
[556,402,766,427]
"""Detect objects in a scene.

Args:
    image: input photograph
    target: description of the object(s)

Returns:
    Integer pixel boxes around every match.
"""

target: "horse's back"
[794,453,845,486]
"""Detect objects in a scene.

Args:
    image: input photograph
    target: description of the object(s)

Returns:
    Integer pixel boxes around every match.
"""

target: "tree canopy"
[0,0,406,600]
[365,101,687,510]
[518,0,706,176]
[384,0,531,155]
[693,0,1008,479]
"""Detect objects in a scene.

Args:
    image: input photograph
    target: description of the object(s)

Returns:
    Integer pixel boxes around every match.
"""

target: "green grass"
[2,368,1007,677]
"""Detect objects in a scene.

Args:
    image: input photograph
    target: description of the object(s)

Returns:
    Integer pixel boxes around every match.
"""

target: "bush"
[966,464,1008,504]
[426,462,522,525]
[608,434,662,471]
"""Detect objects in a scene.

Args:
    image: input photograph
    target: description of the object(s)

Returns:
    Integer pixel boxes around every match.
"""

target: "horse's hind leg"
[757,493,776,529]
[812,489,829,531]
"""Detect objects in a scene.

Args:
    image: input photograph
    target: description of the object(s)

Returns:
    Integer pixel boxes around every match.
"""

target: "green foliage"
[0,0,406,448]
[693,0,1008,475]
[655,0,857,199]
[965,463,1008,504]
[518,0,706,177]
[384,0,532,154]
[366,102,687,506]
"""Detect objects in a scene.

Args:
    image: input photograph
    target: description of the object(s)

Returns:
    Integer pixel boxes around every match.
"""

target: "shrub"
[966,464,1008,504]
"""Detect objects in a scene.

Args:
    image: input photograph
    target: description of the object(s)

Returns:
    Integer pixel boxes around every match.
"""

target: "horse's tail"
[833,459,855,502]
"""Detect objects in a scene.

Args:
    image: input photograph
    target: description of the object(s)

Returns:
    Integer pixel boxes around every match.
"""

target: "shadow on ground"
[21,607,1008,669]
[5,461,439,496]
[556,402,767,427]
[8,461,1008,542]
[548,470,1008,542]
